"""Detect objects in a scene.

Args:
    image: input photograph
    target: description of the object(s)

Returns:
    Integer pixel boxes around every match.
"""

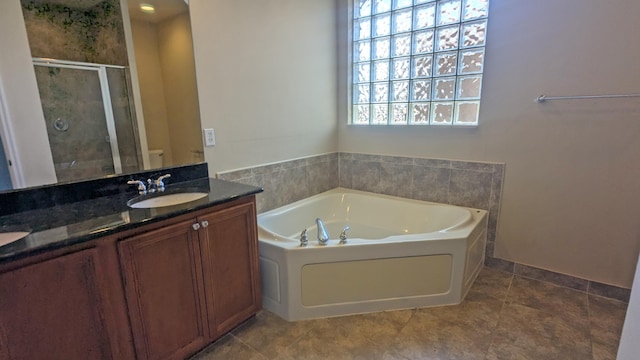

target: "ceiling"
[127,0,188,24]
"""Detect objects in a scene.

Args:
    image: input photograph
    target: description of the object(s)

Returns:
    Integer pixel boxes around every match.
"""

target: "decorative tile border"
[588,281,632,303]
[514,263,589,291]
[484,262,632,303]
[485,257,515,273]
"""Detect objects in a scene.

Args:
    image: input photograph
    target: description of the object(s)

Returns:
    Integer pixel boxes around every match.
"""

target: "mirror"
[1,0,203,189]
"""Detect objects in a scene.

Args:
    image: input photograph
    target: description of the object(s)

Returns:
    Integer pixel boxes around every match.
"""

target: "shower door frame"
[32,57,124,175]
[0,82,25,189]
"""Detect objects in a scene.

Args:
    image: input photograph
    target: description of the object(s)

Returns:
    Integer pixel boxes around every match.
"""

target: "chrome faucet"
[316,218,329,245]
[127,174,170,195]
[127,180,147,195]
[300,229,308,247]
[155,174,171,192]
[339,226,350,244]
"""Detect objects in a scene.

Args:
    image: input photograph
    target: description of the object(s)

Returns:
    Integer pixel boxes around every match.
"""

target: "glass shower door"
[33,60,126,183]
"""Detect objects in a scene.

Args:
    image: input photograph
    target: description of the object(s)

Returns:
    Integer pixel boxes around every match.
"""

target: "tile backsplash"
[217,152,504,262]
[339,152,504,263]
[217,153,339,213]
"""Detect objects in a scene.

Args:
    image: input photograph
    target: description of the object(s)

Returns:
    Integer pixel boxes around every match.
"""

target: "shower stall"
[32,58,142,183]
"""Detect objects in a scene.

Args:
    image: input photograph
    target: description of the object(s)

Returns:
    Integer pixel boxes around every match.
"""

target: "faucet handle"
[155,174,171,192]
[339,226,350,244]
[300,229,308,247]
[146,178,156,193]
[127,180,147,195]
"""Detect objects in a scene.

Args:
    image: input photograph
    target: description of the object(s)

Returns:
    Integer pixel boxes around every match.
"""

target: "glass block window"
[351,0,489,126]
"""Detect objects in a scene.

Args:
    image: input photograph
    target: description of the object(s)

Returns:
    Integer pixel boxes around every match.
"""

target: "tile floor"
[191,268,628,360]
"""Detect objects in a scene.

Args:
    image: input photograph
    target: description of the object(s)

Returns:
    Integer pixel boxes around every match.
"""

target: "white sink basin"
[0,232,30,247]
[128,192,208,209]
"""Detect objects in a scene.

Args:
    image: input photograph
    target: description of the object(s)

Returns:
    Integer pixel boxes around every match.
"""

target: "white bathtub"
[257,188,488,321]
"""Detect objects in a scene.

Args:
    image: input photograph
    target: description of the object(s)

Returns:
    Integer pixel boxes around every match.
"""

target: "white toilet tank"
[148,149,164,168]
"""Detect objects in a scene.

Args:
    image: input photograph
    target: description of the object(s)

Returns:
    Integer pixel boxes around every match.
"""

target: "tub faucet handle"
[300,229,308,247]
[339,226,350,244]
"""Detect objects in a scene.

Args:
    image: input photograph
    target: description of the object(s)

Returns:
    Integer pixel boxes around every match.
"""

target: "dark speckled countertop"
[0,171,262,264]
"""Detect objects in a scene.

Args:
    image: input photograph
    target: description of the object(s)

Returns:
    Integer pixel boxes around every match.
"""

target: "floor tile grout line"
[330,307,417,354]
[510,275,596,326]
[507,273,598,359]
[229,333,270,359]
[274,320,327,358]
[586,293,596,360]
[381,308,418,360]
[482,272,514,360]
[394,307,417,336]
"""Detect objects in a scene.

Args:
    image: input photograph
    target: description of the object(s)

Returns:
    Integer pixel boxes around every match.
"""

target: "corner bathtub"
[257,188,488,321]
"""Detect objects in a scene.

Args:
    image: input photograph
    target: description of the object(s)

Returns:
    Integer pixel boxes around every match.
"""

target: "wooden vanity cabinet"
[118,196,261,360]
[0,240,134,360]
[118,219,209,360]
[199,199,261,338]
[0,195,260,360]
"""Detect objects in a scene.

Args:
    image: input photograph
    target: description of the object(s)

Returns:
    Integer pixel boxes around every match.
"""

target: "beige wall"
[0,0,56,188]
[130,20,174,165]
[190,0,338,174]
[337,0,640,287]
[158,13,203,166]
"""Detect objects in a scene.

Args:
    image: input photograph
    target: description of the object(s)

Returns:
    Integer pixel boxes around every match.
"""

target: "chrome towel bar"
[535,93,640,103]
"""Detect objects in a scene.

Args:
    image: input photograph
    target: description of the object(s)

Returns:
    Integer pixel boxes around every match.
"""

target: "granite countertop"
[0,178,262,264]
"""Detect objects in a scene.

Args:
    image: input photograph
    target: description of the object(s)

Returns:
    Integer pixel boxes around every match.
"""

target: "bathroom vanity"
[0,164,263,359]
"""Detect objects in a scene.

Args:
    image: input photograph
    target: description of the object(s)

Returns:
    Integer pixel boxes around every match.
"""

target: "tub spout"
[316,218,329,245]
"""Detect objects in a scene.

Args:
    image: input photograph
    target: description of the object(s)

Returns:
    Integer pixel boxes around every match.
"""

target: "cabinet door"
[0,249,115,359]
[119,220,208,360]
[199,200,261,338]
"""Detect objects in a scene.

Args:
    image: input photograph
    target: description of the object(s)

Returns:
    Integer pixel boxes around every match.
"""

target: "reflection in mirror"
[127,0,203,169]
[32,59,142,182]
[11,0,203,187]
[0,136,11,191]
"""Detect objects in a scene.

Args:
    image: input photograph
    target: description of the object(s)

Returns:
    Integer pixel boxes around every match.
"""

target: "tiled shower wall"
[21,0,128,65]
[217,152,630,302]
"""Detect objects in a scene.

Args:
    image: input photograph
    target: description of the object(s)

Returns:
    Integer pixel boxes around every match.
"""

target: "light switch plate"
[203,128,216,147]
